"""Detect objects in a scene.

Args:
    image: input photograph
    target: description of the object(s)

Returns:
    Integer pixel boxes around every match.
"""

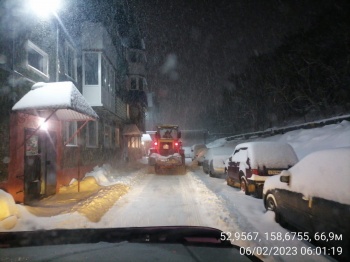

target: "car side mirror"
[280,171,291,184]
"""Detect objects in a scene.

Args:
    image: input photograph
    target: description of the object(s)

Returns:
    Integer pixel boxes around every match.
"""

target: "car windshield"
[1,0,350,261]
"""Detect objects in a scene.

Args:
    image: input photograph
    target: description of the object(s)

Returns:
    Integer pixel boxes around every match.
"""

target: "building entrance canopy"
[12,81,98,121]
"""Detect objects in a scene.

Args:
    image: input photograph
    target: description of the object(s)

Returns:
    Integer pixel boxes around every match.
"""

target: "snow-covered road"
[102,172,211,227]
[100,166,240,229]
[2,162,336,262]
[98,164,332,262]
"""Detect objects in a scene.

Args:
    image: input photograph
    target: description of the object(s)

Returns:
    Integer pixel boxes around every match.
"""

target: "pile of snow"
[85,164,113,186]
[0,190,20,230]
[263,147,350,205]
[150,153,181,159]
[0,161,147,231]
[262,120,350,159]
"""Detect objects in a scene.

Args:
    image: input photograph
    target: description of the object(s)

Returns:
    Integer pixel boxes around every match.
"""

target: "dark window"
[130,51,137,62]
[27,41,48,75]
[138,78,144,91]
[131,78,137,90]
[86,121,98,147]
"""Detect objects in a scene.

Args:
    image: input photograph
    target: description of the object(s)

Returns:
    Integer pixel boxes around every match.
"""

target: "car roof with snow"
[233,141,298,169]
[264,147,350,206]
[205,146,235,159]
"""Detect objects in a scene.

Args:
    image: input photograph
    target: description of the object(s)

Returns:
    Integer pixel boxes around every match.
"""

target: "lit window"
[26,40,49,77]
[86,121,99,147]
[64,121,77,146]
[128,137,140,148]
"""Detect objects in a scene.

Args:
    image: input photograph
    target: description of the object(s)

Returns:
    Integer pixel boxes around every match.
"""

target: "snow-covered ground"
[1,120,350,261]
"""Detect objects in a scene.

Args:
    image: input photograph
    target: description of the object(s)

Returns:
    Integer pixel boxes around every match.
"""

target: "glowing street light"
[38,118,48,131]
[28,0,61,19]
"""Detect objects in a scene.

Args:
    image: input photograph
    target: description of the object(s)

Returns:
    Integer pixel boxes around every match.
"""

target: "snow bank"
[262,120,350,159]
[85,164,113,186]
[0,190,20,229]
[264,147,350,205]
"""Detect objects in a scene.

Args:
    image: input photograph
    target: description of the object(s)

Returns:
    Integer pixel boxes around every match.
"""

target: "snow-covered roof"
[123,124,142,136]
[12,82,98,121]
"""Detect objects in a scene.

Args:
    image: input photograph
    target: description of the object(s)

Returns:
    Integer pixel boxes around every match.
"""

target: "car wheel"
[265,194,286,226]
[209,160,214,177]
[240,178,250,195]
[265,194,277,211]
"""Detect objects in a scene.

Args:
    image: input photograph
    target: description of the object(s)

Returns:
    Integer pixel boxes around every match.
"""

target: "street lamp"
[27,0,69,82]
[28,0,61,19]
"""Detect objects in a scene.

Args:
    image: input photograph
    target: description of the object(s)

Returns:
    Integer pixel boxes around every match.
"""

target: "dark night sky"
[131,0,334,131]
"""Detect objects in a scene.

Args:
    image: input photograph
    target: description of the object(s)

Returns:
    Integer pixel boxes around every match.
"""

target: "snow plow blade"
[149,153,186,175]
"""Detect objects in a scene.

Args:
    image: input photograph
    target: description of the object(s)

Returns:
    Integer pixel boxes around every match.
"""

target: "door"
[24,129,57,203]
[228,148,248,183]
[277,189,312,232]
[24,130,41,203]
[41,131,57,196]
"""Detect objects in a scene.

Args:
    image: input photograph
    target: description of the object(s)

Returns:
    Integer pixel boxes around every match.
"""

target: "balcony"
[127,62,146,76]
[81,22,118,114]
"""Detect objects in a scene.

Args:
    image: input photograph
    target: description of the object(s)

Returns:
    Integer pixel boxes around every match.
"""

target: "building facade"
[0,0,147,203]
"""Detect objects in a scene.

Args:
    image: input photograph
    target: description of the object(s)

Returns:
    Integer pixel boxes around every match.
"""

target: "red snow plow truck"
[148,125,186,174]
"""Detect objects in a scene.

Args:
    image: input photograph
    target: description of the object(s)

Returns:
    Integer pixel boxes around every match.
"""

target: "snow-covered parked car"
[182,146,192,158]
[202,146,235,178]
[226,141,298,198]
[191,144,207,165]
[263,147,350,261]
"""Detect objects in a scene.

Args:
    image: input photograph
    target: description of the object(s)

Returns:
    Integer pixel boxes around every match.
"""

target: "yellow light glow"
[38,118,48,130]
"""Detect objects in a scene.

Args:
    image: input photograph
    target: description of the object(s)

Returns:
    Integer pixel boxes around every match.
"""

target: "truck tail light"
[154,141,158,146]
[174,142,179,147]
[252,169,259,176]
